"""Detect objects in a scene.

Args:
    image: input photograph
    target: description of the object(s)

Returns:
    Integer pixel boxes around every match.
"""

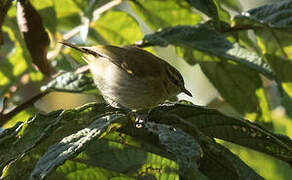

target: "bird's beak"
[181,87,193,97]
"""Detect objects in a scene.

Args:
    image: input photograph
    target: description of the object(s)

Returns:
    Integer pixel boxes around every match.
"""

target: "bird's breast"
[88,58,168,109]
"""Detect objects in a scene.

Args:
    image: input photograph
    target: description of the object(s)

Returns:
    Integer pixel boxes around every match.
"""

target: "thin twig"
[0,91,49,126]
[0,97,8,114]
[92,0,123,21]
[62,0,124,42]
[48,0,124,60]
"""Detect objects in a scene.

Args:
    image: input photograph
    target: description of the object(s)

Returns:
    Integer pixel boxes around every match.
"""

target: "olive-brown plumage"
[60,42,192,110]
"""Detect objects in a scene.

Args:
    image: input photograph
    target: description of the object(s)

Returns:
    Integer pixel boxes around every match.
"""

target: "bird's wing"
[85,45,164,77]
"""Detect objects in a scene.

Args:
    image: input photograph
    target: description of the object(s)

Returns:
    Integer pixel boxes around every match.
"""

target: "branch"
[0,91,49,126]
[63,0,124,41]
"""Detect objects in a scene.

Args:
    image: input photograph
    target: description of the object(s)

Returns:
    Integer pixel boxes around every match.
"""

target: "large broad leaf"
[51,0,84,30]
[129,0,201,30]
[1,103,118,178]
[148,102,292,165]
[200,60,270,119]
[30,114,127,180]
[233,0,292,29]
[89,10,143,45]
[142,25,275,80]
[233,1,292,61]
[186,0,231,29]
[233,0,292,61]
[185,0,218,20]
[49,138,179,180]
[145,122,203,179]
[40,71,96,93]
[199,141,264,179]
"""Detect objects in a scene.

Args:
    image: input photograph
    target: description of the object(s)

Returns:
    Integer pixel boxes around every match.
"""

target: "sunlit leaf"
[40,71,96,93]
[89,10,143,45]
[218,0,242,12]
[129,0,201,30]
[0,42,28,97]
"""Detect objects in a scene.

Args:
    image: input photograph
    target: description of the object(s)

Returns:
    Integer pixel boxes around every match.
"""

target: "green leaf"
[145,122,202,178]
[89,10,143,45]
[129,0,201,30]
[2,16,43,95]
[38,6,57,35]
[200,60,269,118]
[265,54,292,97]
[143,25,275,80]
[30,0,57,35]
[200,142,264,179]
[40,71,96,93]
[218,0,242,12]
[30,114,127,180]
[0,110,64,177]
[233,0,292,28]
[1,103,118,179]
[214,0,231,24]
[0,41,28,97]
[186,0,218,20]
[264,54,292,117]
[134,107,263,179]
[233,1,292,60]
[148,102,292,165]
[52,0,82,30]
[50,138,179,180]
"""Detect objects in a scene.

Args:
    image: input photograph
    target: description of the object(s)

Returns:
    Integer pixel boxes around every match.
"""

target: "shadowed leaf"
[17,0,51,76]
[233,0,292,28]
[149,102,292,165]
[30,114,127,180]
[142,25,275,80]
[0,0,12,46]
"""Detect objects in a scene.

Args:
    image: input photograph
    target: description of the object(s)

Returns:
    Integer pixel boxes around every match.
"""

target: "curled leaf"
[17,0,51,76]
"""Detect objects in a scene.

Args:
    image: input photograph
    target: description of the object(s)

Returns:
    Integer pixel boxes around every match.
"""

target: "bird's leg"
[104,97,149,128]
[118,106,149,128]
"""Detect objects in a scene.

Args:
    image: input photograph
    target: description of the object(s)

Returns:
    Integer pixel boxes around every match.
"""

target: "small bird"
[60,42,192,110]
